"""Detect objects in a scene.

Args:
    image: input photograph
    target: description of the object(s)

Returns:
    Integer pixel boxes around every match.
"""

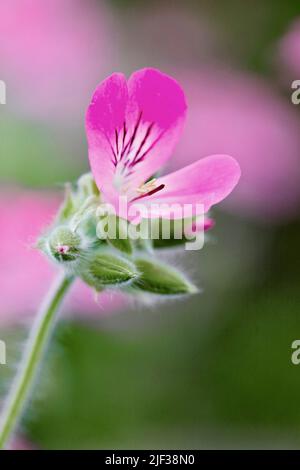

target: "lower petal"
[132,154,241,218]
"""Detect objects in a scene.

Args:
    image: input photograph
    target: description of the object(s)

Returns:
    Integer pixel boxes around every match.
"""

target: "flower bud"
[98,215,132,255]
[77,172,99,198]
[81,253,139,290]
[133,258,198,295]
[48,226,81,263]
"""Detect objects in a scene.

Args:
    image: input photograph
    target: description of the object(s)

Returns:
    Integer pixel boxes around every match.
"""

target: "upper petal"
[86,72,128,138]
[125,68,187,187]
[86,73,128,201]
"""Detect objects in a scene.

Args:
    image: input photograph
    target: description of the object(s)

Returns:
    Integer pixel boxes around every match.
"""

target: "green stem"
[0,271,74,449]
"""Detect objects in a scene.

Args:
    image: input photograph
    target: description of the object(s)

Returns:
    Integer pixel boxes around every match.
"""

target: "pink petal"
[86,73,128,202]
[86,69,187,206]
[126,68,187,187]
[132,154,241,219]
[204,218,215,231]
[184,217,215,239]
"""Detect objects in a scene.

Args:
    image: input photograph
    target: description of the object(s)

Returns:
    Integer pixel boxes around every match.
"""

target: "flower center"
[108,112,167,202]
[131,180,165,202]
[137,178,157,194]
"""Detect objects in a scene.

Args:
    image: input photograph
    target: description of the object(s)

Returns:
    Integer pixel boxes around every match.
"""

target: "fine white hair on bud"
[77,172,100,198]
[131,258,198,296]
[47,226,82,263]
[80,252,139,291]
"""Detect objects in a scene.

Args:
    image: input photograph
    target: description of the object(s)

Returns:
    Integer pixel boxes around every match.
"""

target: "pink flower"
[86,68,240,221]
[121,5,219,67]
[7,435,34,450]
[278,18,300,78]
[0,189,122,326]
[185,217,215,239]
[168,68,300,222]
[0,0,116,121]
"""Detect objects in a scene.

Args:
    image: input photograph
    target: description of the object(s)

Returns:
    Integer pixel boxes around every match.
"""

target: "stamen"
[131,183,165,202]
[136,178,157,194]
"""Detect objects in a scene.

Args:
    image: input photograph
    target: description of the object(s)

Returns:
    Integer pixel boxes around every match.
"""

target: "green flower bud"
[77,172,99,198]
[48,226,81,263]
[106,216,132,255]
[56,175,100,227]
[133,258,198,295]
[151,217,193,249]
[81,253,139,290]
[56,184,77,223]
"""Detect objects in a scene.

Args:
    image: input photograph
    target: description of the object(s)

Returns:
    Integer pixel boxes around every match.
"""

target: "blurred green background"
[1,0,300,449]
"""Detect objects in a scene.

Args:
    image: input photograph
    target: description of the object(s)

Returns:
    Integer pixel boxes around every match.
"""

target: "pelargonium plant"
[0,68,240,449]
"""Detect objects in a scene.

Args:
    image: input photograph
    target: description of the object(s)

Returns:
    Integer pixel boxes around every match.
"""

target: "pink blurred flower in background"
[0,190,122,326]
[120,4,220,69]
[7,435,34,450]
[169,68,300,222]
[278,18,300,78]
[0,0,117,122]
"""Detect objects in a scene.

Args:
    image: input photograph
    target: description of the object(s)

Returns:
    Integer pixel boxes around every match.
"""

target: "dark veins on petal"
[106,111,163,174]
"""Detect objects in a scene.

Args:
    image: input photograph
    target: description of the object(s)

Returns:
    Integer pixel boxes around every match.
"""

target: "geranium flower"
[86,68,240,221]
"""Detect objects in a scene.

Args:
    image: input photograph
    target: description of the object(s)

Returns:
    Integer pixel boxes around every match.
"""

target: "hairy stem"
[0,271,74,449]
